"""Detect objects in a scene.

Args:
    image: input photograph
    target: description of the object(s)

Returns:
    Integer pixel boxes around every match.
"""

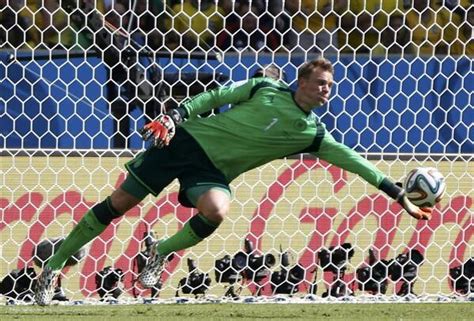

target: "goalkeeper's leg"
[138,187,230,288]
[35,176,147,306]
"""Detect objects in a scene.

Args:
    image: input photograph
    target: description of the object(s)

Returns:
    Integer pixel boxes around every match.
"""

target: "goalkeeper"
[35,57,432,305]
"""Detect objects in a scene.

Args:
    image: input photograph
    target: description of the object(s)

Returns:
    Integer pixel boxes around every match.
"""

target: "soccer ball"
[403,167,446,207]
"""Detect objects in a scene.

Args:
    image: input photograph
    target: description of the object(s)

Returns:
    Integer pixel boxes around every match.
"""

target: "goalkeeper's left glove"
[397,194,433,220]
[140,108,184,148]
[379,178,433,220]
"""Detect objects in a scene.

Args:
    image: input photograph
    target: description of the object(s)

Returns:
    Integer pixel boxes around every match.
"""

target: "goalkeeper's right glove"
[140,108,185,148]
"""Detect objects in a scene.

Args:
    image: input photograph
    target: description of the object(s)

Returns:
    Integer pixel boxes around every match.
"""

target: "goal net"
[0,1,472,303]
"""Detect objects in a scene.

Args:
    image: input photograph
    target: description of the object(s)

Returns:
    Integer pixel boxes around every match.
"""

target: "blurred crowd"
[0,0,472,56]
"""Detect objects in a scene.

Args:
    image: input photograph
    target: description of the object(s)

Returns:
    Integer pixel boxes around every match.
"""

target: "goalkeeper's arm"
[180,77,269,119]
[315,131,432,220]
[140,77,270,147]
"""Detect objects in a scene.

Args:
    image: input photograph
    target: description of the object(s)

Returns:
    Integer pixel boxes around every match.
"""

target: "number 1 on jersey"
[264,118,279,131]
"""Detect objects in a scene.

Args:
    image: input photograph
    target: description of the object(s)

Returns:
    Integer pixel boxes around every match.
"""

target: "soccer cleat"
[138,241,166,288]
[35,266,60,306]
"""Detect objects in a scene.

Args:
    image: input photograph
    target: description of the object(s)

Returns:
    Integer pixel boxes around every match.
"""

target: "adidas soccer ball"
[403,167,446,207]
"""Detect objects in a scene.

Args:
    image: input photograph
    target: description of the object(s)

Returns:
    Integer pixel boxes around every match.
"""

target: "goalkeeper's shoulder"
[230,77,286,90]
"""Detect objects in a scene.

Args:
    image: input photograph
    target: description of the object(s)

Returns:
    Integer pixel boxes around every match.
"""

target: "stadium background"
[0,0,473,303]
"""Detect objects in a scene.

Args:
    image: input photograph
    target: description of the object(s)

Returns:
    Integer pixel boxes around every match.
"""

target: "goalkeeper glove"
[140,109,184,148]
[380,178,432,220]
[397,194,433,220]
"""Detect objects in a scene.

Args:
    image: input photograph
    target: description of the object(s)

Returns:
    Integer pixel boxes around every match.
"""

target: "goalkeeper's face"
[297,67,334,109]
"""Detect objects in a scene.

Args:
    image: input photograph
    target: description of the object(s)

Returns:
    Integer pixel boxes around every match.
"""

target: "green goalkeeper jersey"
[181,77,386,188]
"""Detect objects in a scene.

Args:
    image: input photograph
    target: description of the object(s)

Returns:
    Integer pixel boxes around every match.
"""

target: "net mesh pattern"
[0,0,472,303]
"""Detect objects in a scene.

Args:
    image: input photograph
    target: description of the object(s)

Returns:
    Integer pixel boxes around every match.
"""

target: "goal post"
[0,1,473,302]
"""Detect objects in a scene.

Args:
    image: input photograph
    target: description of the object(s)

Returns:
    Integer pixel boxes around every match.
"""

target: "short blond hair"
[298,57,334,80]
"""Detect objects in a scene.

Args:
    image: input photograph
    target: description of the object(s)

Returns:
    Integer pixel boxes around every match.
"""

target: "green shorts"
[124,128,231,208]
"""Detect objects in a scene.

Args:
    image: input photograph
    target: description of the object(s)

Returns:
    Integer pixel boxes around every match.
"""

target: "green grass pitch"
[1,303,472,321]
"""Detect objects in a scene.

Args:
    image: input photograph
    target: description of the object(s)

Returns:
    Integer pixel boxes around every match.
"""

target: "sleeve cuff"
[176,106,189,119]
[378,177,404,201]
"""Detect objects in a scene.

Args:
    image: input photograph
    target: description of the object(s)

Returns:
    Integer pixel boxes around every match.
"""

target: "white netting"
[0,0,473,304]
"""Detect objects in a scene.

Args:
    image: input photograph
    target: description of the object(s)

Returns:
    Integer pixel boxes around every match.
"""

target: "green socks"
[46,210,107,271]
[46,211,219,270]
[156,213,219,256]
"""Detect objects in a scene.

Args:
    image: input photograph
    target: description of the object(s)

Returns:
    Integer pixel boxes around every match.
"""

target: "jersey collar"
[291,91,311,116]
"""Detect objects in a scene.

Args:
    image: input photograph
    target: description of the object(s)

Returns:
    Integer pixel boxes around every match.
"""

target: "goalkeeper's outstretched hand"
[140,114,176,148]
[398,194,433,220]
